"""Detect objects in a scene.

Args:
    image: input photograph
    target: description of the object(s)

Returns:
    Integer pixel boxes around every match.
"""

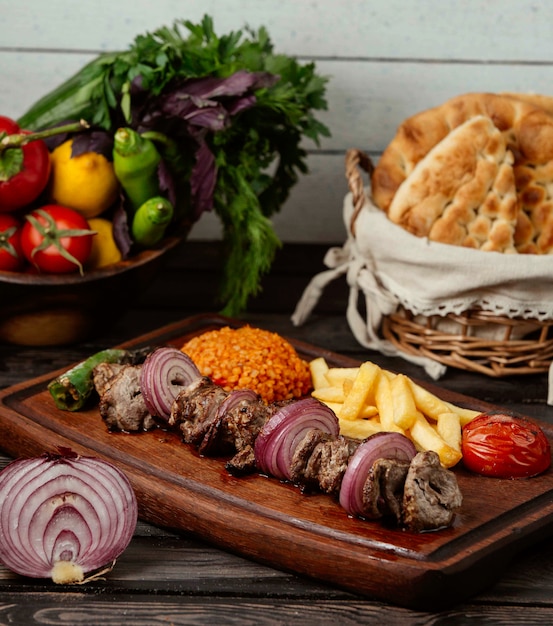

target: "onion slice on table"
[0,448,137,584]
[140,347,201,421]
[339,432,417,517]
[254,397,340,480]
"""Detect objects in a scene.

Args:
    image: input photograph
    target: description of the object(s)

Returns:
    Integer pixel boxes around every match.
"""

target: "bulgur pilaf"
[180,326,312,403]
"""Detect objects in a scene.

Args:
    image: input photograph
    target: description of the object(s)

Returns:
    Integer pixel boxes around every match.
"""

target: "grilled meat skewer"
[93,363,462,531]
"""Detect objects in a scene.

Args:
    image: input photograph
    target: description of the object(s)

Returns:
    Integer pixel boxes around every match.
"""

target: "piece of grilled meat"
[402,450,463,531]
[95,363,155,432]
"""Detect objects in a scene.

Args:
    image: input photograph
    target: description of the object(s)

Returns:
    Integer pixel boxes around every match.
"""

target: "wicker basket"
[345,148,553,377]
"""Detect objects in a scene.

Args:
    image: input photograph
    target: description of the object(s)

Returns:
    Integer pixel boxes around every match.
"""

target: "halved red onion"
[140,347,201,421]
[254,397,339,480]
[0,448,137,584]
[339,432,417,517]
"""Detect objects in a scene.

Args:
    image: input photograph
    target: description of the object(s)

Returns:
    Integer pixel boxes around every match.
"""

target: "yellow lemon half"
[86,217,123,269]
[49,140,120,218]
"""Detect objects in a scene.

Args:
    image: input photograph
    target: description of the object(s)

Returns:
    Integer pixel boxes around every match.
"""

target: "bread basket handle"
[345,148,374,236]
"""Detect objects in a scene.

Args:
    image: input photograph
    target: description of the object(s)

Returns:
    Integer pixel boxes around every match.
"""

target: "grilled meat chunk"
[194,391,253,456]
[92,362,126,397]
[223,401,279,475]
[362,458,411,521]
[226,446,257,475]
[402,451,463,532]
[170,377,228,447]
[170,377,273,474]
[219,397,275,456]
[289,428,330,485]
[302,435,360,495]
[98,364,155,432]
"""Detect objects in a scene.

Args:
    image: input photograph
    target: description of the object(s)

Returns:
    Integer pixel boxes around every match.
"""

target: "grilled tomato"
[462,412,551,478]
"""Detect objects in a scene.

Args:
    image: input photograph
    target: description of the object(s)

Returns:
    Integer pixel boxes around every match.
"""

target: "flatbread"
[371,92,553,253]
[502,92,553,117]
[387,116,519,252]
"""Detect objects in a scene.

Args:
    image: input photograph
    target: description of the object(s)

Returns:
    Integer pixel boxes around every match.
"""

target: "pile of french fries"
[309,358,481,468]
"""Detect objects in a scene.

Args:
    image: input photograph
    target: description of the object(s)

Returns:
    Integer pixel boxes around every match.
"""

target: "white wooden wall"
[2,0,553,243]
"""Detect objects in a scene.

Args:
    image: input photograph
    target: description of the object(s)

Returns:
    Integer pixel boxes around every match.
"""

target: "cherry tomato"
[21,204,94,274]
[0,116,51,213]
[462,412,551,478]
[0,213,25,271]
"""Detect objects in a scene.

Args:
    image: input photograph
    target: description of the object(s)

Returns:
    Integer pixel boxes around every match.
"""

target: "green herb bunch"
[19,15,330,315]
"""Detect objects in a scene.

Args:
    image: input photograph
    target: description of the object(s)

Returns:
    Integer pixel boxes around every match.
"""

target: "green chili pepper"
[131,196,174,248]
[48,347,153,411]
[113,127,161,212]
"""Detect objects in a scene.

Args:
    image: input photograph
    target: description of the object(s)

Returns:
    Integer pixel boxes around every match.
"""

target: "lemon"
[86,218,123,269]
[49,139,120,218]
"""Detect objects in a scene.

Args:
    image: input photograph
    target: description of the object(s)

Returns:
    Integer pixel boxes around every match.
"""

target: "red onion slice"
[254,398,339,480]
[0,449,137,584]
[339,432,417,517]
[216,389,260,418]
[198,389,261,455]
[140,347,201,421]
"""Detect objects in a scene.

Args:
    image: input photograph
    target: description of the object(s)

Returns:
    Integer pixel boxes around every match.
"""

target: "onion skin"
[339,432,417,517]
[140,347,201,421]
[0,448,137,583]
[254,397,340,480]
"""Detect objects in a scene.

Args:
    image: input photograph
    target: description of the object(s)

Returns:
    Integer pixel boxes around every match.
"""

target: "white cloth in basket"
[292,188,553,400]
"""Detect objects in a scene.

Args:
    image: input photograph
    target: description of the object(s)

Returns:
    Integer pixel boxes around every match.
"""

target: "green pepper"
[131,196,174,248]
[113,127,161,212]
[48,347,153,411]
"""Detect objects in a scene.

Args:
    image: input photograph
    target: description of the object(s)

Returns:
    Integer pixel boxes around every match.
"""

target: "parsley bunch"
[19,15,330,315]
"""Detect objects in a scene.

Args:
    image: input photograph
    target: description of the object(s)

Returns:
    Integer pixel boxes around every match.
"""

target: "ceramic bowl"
[0,236,182,346]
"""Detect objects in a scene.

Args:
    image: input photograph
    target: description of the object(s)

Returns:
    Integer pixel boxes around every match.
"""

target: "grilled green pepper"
[113,128,161,212]
[48,347,153,411]
[131,196,174,247]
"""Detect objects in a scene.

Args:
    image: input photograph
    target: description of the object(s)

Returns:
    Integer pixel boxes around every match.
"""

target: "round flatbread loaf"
[371,92,553,253]
[387,115,519,252]
[502,92,553,117]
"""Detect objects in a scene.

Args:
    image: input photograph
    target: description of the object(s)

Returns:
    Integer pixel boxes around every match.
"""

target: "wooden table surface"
[2,247,553,624]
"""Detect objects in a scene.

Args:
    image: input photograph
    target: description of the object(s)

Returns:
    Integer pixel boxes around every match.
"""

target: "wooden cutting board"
[1,313,553,610]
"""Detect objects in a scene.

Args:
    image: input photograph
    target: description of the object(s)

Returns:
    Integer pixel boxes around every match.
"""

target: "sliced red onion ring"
[198,389,261,455]
[339,432,417,517]
[254,397,339,481]
[216,389,259,418]
[140,347,201,421]
[0,448,137,584]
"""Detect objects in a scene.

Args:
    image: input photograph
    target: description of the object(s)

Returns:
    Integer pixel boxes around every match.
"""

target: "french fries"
[410,412,462,468]
[309,357,330,390]
[309,357,481,468]
[390,374,417,430]
[338,361,380,421]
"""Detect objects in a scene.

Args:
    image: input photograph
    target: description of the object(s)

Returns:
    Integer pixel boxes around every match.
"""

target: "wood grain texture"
[2,314,553,610]
[2,0,553,59]
[2,1,553,243]
[2,302,553,624]
[3,593,553,626]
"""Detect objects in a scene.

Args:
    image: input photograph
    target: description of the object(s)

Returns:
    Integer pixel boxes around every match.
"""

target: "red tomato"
[462,412,551,478]
[0,213,25,271]
[21,204,94,274]
[0,116,51,213]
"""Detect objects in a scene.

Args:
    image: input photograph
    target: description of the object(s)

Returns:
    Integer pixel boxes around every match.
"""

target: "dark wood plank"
[2,314,553,610]
[1,592,553,625]
[2,232,553,622]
